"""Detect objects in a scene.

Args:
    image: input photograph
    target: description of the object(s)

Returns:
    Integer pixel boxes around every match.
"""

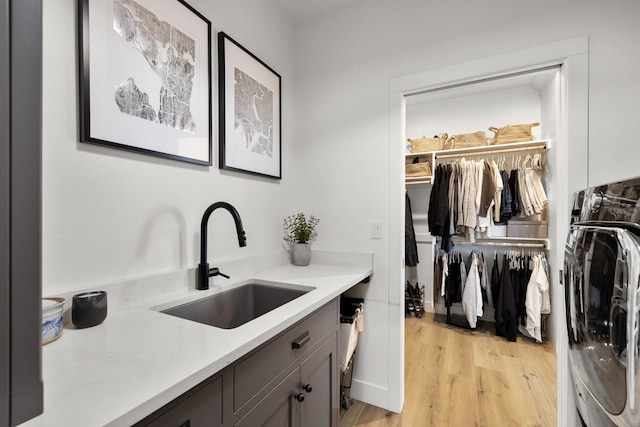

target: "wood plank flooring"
[340,313,557,427]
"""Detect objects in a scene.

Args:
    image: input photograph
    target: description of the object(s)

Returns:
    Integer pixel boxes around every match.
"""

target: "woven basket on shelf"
[448,131,488,149]
[405,160,432,177]
[489,122,540,144]
[408,133,447,153]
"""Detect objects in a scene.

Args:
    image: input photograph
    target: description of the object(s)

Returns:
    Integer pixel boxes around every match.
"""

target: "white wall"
[406,86,542,143]
[292,0,640,419]
[42,0,296,295]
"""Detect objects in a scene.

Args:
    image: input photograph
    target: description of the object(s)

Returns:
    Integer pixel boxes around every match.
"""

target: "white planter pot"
[292,243,311,266]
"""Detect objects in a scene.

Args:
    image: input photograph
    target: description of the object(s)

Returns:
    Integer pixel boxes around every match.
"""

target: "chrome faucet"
[197,202,247,290]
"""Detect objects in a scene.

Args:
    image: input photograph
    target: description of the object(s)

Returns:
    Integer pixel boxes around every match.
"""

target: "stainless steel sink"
[160,281,314,329]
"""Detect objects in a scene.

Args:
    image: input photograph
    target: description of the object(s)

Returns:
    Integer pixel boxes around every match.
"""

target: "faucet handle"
[208,267,230,279]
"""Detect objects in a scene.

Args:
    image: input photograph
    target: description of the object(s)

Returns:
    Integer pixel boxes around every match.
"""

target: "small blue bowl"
[42,298,65,345]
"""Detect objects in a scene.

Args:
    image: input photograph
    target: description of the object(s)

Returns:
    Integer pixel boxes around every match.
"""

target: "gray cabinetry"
[235,367,301,427]
[135,298,339,427]
[300,332,339,427]
[137,375,223,427]
[235,331,339,427]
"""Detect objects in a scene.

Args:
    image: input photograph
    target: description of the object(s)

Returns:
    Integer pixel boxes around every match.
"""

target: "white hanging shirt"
[525,255,550,342]
[462,254,483,328]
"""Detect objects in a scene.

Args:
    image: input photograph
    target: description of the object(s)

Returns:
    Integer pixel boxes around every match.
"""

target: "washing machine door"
[565,225,640,416]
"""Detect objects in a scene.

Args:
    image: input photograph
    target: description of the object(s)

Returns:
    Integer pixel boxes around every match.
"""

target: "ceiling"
[271,0,362,24]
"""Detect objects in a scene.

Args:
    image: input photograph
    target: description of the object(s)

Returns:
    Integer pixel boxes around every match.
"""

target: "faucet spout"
[198,202,247,290]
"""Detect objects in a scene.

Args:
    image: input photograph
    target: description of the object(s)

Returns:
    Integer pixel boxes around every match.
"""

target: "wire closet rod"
[453,240,547,249]
[435,143,547,159]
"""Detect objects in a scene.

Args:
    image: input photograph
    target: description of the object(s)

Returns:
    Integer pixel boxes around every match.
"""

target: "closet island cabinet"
[134,299,340,427]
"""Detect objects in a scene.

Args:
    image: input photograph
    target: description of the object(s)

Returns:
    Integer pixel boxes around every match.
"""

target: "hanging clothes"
[405,192,419,267]
[495,254,517,342]
[462,252,483,328]
[491,160,504,223]
[509,169,521,217]
[428,155,547,245]
[444,253,463,307]
[478,161,495,217]
[498,169,513,223]
[440,252,448,298]
[516,155,548,217]
[478,252,492,307]
[523,254,551,343]
[490,254,500,309]
[428,164,453,250]
[433,249,445,302]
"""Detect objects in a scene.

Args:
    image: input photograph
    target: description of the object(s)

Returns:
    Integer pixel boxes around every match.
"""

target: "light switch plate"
[370,221,382,239]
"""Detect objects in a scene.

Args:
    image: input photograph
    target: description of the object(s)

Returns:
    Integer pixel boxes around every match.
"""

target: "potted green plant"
[283,213,319,266]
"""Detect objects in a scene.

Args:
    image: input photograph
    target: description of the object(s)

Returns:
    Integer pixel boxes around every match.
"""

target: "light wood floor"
[340,313,557,427]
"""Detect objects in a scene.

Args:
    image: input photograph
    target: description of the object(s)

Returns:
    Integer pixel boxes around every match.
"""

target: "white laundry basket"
[339,297,364,411]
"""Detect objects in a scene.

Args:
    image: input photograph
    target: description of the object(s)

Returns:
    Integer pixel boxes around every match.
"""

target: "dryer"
[565,178,640,426]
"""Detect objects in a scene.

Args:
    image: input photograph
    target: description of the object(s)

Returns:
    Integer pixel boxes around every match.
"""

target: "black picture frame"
[79,0,212,165]
[218,32,282,179]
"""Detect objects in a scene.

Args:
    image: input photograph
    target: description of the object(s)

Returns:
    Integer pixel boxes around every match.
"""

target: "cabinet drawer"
[233,299,338,412]
[141,375,222,427]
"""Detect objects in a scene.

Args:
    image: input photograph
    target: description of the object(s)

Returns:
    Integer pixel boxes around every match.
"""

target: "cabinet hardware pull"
[179,420,191,427]
[295,393,305,402]
[292,331,310,349]
[303,384,313,393]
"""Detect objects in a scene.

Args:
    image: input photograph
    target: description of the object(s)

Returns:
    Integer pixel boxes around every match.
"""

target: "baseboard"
[348,378,391,412]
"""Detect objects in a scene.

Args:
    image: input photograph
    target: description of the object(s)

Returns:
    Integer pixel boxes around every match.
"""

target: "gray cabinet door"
[300,332,339,427]
[142,376,223,427]
[235,368,301,427]
[233,300,338,413]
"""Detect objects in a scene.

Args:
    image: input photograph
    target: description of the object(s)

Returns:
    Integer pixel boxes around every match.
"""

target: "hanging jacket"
[478,161,495,217]
[509,169,521,217]
[495,255,517,342]
[428,165,452,237]
[405,193,419,267]
[498,170,512,223]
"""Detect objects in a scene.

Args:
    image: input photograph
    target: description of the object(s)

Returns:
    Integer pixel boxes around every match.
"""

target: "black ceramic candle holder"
[72,291,108,329]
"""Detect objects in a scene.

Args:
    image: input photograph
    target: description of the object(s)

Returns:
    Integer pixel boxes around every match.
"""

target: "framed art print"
[79,0,212,165]
[218,32,282,179]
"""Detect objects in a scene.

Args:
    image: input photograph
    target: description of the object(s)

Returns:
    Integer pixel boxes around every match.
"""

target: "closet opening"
[401,65,560,424]
[387,37,588,425]
[404,65,560,335]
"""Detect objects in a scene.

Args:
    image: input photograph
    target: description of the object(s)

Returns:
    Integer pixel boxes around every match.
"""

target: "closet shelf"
[405,176,432,185]
[450,236,548,249]
[405,139,547,160]
[405,139,547,186]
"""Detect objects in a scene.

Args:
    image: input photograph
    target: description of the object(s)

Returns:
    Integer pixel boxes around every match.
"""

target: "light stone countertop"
[20,251,373,427]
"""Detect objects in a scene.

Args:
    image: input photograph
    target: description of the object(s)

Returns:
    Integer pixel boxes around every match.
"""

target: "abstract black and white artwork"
[219,32,281,179]
[79,0,211,165]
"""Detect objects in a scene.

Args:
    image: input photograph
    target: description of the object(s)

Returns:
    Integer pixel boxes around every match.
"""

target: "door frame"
[387,36,588,426]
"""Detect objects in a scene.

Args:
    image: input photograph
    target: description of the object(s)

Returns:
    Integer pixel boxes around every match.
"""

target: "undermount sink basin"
[160,281,314,329]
